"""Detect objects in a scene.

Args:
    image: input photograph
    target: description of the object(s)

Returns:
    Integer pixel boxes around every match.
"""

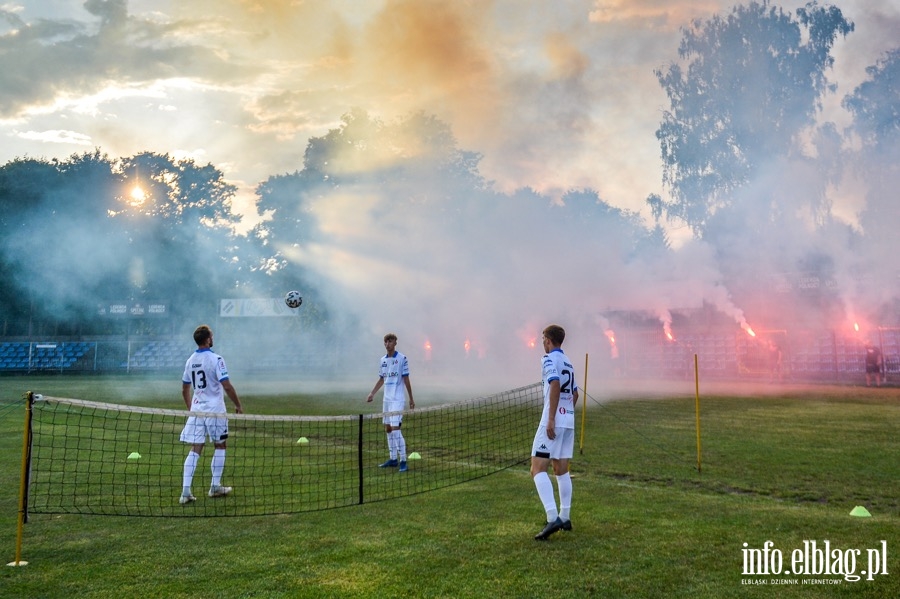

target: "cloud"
[588,0,715,25]
[1,0,898,234]
[0,1,252,119]
[16,129,92,144]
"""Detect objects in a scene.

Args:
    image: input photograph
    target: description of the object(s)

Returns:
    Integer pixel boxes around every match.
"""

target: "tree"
[112,152,246,321]
[559,188,659,258]
[651,1,853,237]
[843,48,900,151]
[0,151,247,335]
[251,109,488,283]
[0,158,67,333]
[843,48,900,240]
[842,48,900,313]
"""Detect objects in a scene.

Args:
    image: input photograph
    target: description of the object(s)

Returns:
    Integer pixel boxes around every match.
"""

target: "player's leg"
[552,429,575,529]
[531,427,563,540]
[553,459,573,530]
[210,442,227,488]
[379,419,399,467]
[181,447,201,502]
[208,418,232,497]
[179,417,204,503]
[394,421,408,471]
[532,458,558,519]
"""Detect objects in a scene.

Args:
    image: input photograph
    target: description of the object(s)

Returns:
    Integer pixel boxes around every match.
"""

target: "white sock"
[387,432,397,460]
[556,472,572,521]
[211,448,226,488]
[533,471,558,522]
[182,451,199,494]
[395,430,407,461]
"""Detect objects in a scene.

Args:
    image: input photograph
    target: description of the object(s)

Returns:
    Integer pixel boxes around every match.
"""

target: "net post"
[8,391,33,567]
[579,353,588,455]
[694,354,702,474]
[357,414,364,505]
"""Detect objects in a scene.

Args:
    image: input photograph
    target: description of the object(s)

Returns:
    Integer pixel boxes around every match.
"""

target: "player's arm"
[572,387,579,407]
[222,379,243,413]
[546,379,560,440]
[182,382,192,409]
[404,375,414,409]
[367,378,384,402]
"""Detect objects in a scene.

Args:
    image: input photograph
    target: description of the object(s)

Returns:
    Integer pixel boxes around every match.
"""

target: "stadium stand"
[0,342,95,372]
[128,340,185,371]
[2,324,899,382]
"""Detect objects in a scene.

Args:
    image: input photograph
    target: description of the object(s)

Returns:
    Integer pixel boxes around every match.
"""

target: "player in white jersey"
[367,333,416,472]
[179,325,243,505]
[531,324,579,540]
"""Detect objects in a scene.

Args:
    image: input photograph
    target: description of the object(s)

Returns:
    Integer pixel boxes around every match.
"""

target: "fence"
[2,327,897,383]
[588,326,899,384]
[0,338,335,375]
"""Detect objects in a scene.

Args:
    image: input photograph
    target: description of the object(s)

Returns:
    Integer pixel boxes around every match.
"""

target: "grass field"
[0,375,898,598]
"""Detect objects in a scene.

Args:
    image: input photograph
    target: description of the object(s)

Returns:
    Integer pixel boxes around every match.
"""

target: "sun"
[128,185,147,207]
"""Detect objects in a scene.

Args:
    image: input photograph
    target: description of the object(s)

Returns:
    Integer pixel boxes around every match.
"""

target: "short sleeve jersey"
[865,346,881,367]
[541,348,577,429]
[379,351,410,404]
[182,348,230,413]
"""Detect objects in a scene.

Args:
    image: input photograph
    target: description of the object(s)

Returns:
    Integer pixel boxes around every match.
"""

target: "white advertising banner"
[219,298,296,317]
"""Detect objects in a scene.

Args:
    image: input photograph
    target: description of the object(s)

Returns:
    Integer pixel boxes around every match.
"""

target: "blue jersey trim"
[545,349,563,382]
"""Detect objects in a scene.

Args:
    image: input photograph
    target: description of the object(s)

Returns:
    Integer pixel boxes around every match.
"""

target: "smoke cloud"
[1,1,898,394]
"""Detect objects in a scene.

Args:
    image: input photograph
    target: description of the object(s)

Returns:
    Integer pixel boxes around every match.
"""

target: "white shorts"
[531,426,575,460]
[382,400,405,427]
[180,415,229,445]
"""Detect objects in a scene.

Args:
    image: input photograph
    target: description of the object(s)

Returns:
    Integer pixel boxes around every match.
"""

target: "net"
[26,384,542,517]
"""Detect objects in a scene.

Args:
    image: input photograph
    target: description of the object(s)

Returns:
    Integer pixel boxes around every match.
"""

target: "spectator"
[864,340,883,387]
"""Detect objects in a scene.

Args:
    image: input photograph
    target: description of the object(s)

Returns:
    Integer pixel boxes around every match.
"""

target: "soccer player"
[864,340,883,387]
[179,324,243,504]
[531,324,578,540]
[367,333,415,472]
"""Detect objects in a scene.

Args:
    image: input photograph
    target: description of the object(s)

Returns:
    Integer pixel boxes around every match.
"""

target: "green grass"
[0,376,898,598]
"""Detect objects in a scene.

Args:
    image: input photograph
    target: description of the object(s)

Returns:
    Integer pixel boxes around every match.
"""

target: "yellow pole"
[694,354,702,474]
[9,392,33,567]
[579,353,588,454]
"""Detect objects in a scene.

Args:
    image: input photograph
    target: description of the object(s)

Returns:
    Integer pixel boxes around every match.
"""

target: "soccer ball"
[284,290,303,309]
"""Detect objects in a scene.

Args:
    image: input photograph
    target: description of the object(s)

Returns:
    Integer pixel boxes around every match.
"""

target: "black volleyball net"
[23,384,542,518]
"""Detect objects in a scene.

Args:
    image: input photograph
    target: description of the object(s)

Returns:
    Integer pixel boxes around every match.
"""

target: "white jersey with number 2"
[379,351,410,406]
[540,348,577,429]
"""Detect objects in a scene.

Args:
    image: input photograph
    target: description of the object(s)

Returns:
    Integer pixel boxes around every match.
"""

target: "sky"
[2,0,896,237]
[2,0,899,387]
